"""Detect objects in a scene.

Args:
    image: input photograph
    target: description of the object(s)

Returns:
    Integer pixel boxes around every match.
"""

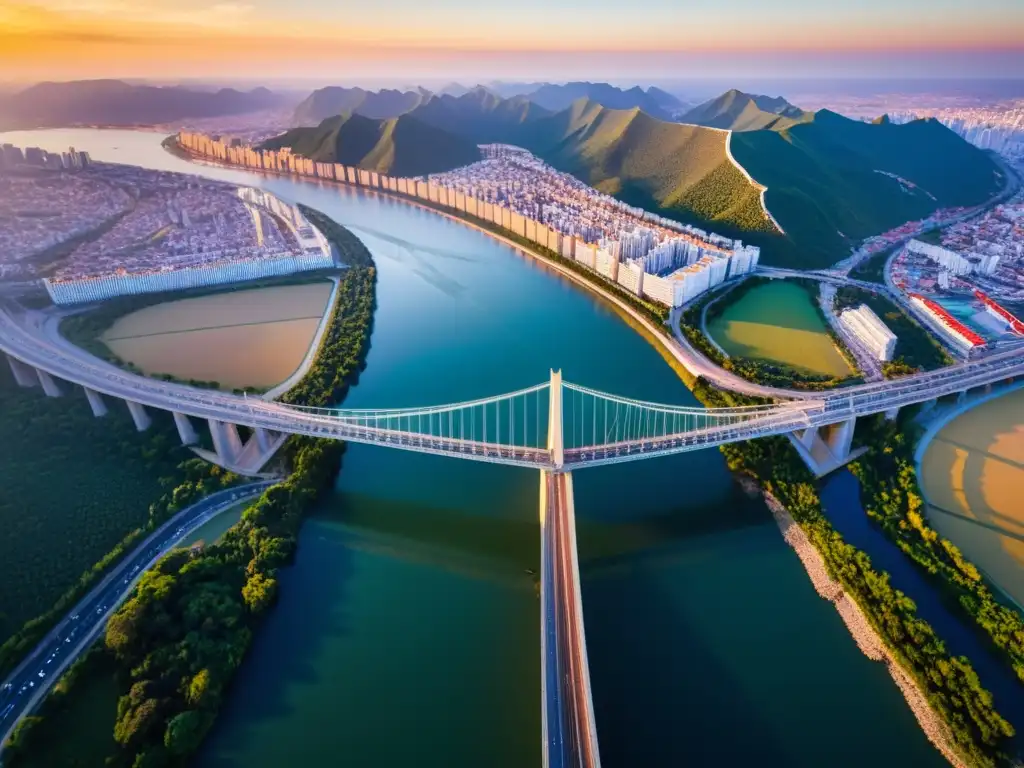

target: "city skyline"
[1,0,1022,82]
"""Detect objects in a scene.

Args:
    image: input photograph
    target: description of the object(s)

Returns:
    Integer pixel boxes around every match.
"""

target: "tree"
[114,697,162,749]
[164,710,212,756]
[242,572,278,615]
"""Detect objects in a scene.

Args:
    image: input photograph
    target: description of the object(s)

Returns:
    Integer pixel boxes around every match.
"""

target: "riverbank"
[744,477,966,767]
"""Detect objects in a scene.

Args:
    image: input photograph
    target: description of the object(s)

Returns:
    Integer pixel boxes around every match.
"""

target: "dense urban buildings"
[891,102,1024,163]
[837,304,897,362]
[176,132,759,308]
[0,144,333,303]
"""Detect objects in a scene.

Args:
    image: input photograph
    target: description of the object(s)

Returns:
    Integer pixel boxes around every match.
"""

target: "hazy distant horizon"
[2,0,1021,83]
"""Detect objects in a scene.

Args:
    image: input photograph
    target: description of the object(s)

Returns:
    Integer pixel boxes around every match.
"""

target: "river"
[2,128,948,767]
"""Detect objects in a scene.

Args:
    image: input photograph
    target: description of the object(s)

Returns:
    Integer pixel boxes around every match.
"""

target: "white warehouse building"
[839,304,898,362]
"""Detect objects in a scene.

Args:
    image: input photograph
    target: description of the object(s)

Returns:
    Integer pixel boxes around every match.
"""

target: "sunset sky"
[1,0,1022,84]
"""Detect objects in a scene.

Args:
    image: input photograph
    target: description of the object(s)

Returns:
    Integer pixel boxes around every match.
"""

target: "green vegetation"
[3,209,377,768]
[2,648,120,766]
[850,416,1024,686]
[731,110,1004,269]
[834,285,953,373]
[260,112,481,177]
[519,98,775,236]
[850,245,897,284]
[410,88,551,144]
[682,277,861,390]
[0,363,239,676]
[680,89,811,132]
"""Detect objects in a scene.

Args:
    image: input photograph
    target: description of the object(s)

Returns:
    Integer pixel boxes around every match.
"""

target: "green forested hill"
[260,112,481,177]
[730,110,1005,267]
[410,87,551,143]
[681,89,811,132]
[519,98,775,234]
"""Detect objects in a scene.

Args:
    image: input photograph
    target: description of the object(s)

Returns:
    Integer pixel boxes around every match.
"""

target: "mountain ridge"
[260,112,481,177]
[0,79,291,129]
[681,89,811,132]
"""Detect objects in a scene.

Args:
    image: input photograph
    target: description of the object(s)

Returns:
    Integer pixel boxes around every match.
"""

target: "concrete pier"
[125,400,152,432]
[83,387,108,417]
[173,412,199,445]
[255,427,272,453]
[209,420,244,465]
[6,355,37,388]
[883,406,900,421]
[824,417,856,460]
[36,369,63,397]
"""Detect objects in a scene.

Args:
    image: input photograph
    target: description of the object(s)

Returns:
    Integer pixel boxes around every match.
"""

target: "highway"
[0,481,274,751]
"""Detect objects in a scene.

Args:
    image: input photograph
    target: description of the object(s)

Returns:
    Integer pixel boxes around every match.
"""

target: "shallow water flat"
[708,281,852,377]
[101,282,331,388]
[921,388,1024,607]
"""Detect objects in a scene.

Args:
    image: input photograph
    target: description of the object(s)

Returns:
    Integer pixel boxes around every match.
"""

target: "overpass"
[5,302,1024,765]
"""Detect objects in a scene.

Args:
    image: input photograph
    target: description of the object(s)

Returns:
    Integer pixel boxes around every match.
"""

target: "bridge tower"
[548,369,564,471]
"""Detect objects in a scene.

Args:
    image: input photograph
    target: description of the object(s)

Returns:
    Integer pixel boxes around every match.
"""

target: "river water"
[2,129,948,767]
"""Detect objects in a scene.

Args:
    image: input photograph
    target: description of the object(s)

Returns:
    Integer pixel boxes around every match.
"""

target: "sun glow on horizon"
[1,0,1021,81]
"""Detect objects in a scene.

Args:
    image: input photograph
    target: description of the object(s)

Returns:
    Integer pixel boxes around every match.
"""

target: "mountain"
[645,86,688,114]
[260,112,481,177]
[513,98,772,235]
[681,89,810,132]
[730,109,1005,267]
[485,81,548,99]
[524,82,676,121]
[291,87,431,125]
[439,82,472,97]
[0,80,290,129]
[410,88,551,143]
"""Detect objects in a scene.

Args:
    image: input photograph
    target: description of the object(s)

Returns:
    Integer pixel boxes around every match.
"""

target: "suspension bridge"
[5,301,1024,768]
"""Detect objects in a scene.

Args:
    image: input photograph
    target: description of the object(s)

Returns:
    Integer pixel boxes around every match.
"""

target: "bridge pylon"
[547,369,564,471]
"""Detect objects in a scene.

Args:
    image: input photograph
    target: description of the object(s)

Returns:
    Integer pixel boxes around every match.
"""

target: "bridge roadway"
[541,471,600,768]
[5,302,1024,471]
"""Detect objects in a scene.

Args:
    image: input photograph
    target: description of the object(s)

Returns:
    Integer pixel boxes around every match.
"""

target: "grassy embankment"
[0,364,240,679]
[59,271,340,393]
[3,207,377,768]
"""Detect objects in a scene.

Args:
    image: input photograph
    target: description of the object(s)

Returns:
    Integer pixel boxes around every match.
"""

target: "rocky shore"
[740,477,967,768]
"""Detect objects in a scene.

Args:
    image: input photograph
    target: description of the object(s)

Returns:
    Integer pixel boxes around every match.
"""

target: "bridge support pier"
[883,406,900,421]
[83,387,107,417]
[125,400,152,432]
[209,420,244,465]
[789,416,864,478]
[173,412,199,445]
[255,427,273,453]
[6,355,37,388]
[957,390,968,405]
[36,369,63,397]
[920,398,937,414]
